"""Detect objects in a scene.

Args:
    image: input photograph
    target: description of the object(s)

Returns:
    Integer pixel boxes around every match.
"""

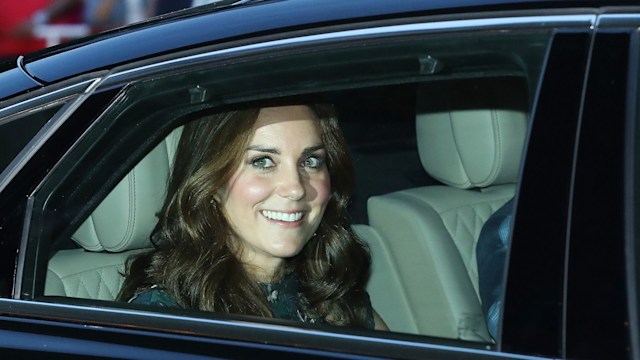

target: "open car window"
[20,21,556,351]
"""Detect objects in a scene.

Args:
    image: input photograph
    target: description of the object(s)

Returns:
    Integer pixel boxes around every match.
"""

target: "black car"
[0,0,639,358]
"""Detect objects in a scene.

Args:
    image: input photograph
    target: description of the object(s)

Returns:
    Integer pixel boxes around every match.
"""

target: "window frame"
[0,77,101,193]
[0,75,114,299]
[500,30,592,357]
[561,17,640,359]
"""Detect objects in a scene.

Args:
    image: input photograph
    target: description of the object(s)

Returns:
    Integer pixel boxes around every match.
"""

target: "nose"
[277,164,306,201]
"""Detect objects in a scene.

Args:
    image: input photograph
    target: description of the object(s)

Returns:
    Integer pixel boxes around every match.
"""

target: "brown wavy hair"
[118,103,372,327]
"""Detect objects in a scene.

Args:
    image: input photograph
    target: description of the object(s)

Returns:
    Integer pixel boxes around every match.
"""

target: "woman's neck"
[231,240,288,282]
[244,259,286,283]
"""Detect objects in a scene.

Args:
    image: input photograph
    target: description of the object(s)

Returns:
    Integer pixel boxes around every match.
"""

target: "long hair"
[118,103,372,327]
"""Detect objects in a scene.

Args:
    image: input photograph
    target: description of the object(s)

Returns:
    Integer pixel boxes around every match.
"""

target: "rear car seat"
[45,128,182,300]
[363,77,528,340]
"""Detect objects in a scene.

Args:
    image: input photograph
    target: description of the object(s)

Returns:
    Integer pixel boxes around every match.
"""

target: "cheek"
[244,178,272,200]
[227,175,272,208]
[310,171,332,206]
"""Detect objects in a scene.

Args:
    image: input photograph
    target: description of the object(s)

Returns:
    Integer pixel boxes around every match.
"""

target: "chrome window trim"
[596,14,640,27]
[13,195,34,299]
[0,78,103,194]
[0,79,94,122]
[102,14,596,87]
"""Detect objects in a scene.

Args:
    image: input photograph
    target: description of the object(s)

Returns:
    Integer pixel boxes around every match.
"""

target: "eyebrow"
[246,144,325,156]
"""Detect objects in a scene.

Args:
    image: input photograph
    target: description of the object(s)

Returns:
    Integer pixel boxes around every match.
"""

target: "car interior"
[43,73,529,343]
[28,29,549,344]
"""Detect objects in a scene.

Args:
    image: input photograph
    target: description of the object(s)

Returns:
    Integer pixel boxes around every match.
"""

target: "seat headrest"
[71,128,182,252]
[416,77,528,189]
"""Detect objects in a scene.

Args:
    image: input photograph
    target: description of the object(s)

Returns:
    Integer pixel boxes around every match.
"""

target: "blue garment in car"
[476,198,514,340]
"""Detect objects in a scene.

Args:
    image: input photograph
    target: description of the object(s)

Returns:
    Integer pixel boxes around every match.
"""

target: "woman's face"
[219,105,332,278]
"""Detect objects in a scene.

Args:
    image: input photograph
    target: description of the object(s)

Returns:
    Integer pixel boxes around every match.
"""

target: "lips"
[261,210,304,222]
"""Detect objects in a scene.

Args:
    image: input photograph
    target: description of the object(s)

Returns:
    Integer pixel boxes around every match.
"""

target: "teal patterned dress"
[129,273,375,329]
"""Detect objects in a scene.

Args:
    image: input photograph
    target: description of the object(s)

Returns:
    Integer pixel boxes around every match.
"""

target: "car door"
[0,6,632,359]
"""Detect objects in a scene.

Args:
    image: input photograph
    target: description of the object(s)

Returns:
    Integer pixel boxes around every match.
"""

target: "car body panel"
[11,0,638,88]
[0,62,43,100]
[0,300,543,360]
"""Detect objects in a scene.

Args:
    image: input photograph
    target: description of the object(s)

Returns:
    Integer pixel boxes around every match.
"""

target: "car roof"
[0,0,637,100]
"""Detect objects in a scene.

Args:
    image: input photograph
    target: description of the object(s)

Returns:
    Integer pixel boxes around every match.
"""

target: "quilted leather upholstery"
[363,78,527,340]
[45,128,182,300]
[46,250,131,300]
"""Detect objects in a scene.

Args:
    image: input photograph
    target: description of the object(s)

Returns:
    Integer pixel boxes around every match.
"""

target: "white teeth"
[261,210,303,222]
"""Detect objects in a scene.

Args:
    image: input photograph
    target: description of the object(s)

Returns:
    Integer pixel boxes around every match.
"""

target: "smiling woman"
[118,102,388,330]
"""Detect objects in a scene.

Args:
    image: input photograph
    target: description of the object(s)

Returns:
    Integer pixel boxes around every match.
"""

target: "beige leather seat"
[45,129,181,300]
[363,78,528,340]
[354,224,412,332]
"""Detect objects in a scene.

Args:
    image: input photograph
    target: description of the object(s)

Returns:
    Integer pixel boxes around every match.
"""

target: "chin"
[268,244,307,259]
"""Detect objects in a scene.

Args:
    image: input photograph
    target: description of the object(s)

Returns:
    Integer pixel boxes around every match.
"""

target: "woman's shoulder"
[129,286,181,308]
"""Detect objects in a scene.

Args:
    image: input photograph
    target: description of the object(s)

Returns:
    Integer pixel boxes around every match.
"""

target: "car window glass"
[0,103,63,175]
[24,27,551,346]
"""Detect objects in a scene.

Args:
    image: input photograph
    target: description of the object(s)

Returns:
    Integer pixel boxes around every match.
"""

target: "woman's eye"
[251,156,275,169]
[302,156,324,169]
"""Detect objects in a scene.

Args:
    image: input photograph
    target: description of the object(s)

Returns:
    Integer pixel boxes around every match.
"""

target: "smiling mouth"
[261,210,304,222]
